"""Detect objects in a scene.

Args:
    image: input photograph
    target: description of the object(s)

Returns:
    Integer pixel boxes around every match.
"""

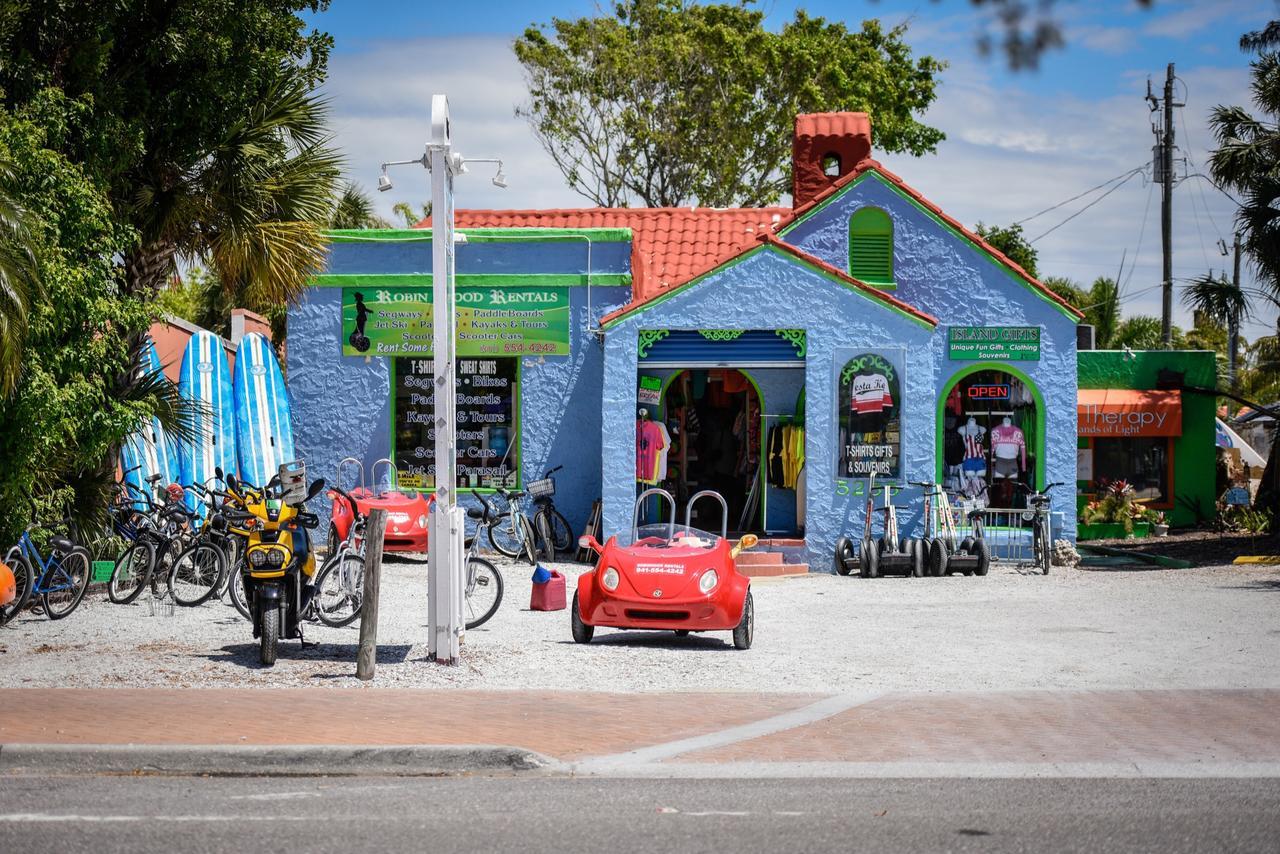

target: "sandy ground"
[2,557,1278,692]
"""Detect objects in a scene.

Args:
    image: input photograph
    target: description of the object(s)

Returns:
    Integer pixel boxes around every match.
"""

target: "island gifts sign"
[948,326,1040,361]
[1077,389,1182,437]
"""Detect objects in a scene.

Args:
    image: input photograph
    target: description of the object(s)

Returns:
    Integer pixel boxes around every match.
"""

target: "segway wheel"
[973,537,991,576]
[864,538,879,579]
[858,542,869,578]
[908,539,924,577]
[928,539,948,577]
[959,536,975,554]
[834,537,855,576]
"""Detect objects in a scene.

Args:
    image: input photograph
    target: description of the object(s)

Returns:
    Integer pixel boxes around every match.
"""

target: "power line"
[1014,165,1146,227]
[1029,169,1144,244]
[1123,180,1157,295]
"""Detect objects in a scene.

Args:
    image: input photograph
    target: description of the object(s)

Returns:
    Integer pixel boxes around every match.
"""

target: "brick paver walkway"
[3,689,1278,765]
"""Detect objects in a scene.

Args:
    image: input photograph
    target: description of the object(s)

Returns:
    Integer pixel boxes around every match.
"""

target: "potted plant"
[1151,511,1169,537]
[1078,480,1153,539]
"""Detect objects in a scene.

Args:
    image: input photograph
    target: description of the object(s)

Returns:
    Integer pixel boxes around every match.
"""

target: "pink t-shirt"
[990,424,1026,467]
[636,419,666,483]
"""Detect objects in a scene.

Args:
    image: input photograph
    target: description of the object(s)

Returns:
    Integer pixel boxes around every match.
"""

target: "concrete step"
[737,562,810,578]
[756,538,805,548]
[735,551,784,566]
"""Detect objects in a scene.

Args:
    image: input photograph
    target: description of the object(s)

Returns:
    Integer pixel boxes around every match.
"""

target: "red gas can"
[530,570,567,611]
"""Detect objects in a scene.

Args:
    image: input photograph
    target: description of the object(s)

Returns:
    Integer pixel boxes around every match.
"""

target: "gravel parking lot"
[2,557,1279,692]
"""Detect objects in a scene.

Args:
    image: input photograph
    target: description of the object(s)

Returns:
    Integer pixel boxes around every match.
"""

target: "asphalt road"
[2,774,1278,853]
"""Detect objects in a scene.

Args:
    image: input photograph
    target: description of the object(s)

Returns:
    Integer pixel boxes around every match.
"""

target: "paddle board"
[178,330,238,514]
[233,332,295,489]
[120,339,181,508]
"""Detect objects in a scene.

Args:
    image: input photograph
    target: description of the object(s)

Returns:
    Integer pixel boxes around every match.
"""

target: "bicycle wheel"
[314,553,365,628]
[42,548,90,619]
[487,513,525,558]
[228,568,251,621]
[108,541,153,605]
[546,508,573,554]
[1,550,32,625]
[463,557,503,629]
[168,542,224,606]
[533,513,555,564]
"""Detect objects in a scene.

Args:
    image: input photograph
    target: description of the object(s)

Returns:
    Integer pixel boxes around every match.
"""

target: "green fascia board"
[323,227,633,243]
[310,273,631,288]
[777,169,1082,322]
[601,242,933,330]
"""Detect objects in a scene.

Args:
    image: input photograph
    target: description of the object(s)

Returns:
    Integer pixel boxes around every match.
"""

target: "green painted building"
[1077,350,1217,528]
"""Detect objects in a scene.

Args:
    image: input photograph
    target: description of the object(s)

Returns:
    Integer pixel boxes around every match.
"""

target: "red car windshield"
[624,524,722,551]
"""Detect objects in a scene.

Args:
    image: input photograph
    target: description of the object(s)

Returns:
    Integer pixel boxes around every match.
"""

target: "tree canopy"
[974,221,1038,279]
[514,0,945,207]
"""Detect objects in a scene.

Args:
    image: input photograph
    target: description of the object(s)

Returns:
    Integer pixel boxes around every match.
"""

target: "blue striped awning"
[638,329,805,367]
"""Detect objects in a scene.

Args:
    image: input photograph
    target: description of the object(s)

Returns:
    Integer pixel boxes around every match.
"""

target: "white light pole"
[378,94,506,663]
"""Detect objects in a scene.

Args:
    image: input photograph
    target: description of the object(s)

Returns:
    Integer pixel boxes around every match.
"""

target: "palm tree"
[1182,272,1253,389]
[127,67,343,307]
[1111,315,1164,350]
[330,183,391,230]
[392,201,432,229]
[0,160,39,396]
[1086,277,1121,349]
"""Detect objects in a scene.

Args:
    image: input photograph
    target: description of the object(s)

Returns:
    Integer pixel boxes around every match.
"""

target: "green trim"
[776,329,807,358]
[657,368,768,532]
[390,356,523,493]
[637,330,671,359]
[935,362,1046,490]
[602,242,934,330]
[699,329,745,342]
[323,227,633,243]
[777,168,1081,321]
[311,273,630,288]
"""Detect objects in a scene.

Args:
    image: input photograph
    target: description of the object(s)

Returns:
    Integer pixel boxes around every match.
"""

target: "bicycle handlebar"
[543,465,564,478]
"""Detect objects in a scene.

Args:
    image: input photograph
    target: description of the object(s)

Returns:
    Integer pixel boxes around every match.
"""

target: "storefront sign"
[393,357,519,490]
[835,349,904,480]
[967,383,1010,401]
[1077,389,1182,437]
[638,375,662,406]
[948,326,1041,361]
[342,287,570,357]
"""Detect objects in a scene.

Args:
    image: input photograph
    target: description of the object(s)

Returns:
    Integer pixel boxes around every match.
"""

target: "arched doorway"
[937,364,1044,509]
[654,369,764,533]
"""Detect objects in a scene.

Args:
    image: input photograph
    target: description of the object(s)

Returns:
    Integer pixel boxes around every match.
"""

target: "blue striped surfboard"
[233,332,295,489]
[120,339,181,508]
[178,330,238,515]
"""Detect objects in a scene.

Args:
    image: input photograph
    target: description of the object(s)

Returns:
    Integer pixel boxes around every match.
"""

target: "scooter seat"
[51,536,76,553]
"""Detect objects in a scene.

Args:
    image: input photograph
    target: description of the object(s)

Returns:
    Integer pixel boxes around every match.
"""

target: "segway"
[873,478,923,577]
[834,470,880,577]
[923,484,989,577]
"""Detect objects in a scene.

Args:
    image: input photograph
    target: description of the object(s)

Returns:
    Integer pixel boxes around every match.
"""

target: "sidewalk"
[3,688,1279,771]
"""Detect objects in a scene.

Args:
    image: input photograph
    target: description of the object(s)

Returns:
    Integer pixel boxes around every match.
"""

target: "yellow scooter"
[224,470,326,666]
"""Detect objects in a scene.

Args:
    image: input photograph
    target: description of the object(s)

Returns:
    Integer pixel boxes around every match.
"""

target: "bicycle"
[2,499,91,622]
[310,486,368,628]
[1017,481,1063,575]
[459,491,507,628]
[486,486,550,565]
[526,466,574,558]
[165,480,251,608]
[107,484,197,606]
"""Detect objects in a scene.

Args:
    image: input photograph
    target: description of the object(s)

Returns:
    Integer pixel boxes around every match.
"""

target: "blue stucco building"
[288,113,1082,569]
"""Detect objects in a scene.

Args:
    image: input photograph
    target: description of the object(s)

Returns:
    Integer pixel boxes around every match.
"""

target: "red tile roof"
[599,232,939,327]
[418,207,789,302]
[794,112,871,141]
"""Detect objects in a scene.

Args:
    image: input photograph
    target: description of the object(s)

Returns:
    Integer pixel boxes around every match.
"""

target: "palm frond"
[1181,273,1254,326]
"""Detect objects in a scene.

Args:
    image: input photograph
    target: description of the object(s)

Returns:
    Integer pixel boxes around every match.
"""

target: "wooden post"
[356,508,387,681]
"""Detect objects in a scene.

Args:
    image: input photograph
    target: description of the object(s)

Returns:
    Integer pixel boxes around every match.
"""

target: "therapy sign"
[342,286,570,357]
[948,326,1040,361]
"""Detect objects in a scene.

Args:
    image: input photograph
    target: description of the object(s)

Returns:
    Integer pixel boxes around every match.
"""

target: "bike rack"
[371,458,397,497]
[631,488,676,543]
[336,457,365,494]
[685,490,729,541]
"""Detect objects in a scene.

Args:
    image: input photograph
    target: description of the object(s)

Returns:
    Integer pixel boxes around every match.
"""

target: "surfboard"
[233,332,295,489]
[120,339,181,509]
[178,330,238,515]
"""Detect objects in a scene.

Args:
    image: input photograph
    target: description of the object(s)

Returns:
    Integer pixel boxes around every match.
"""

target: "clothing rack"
[760,413,802,535]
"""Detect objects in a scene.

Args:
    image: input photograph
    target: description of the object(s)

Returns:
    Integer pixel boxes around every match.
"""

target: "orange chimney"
[792,113,872,209]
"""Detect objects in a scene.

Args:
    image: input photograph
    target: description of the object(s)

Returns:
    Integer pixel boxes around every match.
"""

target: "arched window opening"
[821,153,842,177]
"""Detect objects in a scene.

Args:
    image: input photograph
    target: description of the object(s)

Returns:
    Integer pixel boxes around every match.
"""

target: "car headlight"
[699,569,718,593]
[417,514,428,528]
[249,549,267,567]
[602,567,620,591]
[267,549,285,567]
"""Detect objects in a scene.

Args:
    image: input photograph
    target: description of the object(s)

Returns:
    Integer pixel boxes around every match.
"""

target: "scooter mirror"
[738,533,759,550]
[578,535,601,553]
[306,478,326,501]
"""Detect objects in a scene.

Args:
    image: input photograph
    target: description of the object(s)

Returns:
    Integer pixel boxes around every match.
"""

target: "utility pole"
[1230,233,1242,392]
[1148,63,1182,349]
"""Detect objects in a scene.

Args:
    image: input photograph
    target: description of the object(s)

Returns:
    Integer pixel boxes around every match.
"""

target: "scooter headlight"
[602,567,620,591]
[267,548,285,567]
[249,549,267,567]
[699,569,718,593]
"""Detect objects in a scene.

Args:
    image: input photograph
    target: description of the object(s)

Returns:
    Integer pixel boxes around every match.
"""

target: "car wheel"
[732,590,754,650]
[834,537,855,576]
[570,592,594,644]
[973,537,991,576]
[929,539,948,577]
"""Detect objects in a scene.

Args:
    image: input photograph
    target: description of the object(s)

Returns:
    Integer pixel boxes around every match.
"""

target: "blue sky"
[310,0,1277,338]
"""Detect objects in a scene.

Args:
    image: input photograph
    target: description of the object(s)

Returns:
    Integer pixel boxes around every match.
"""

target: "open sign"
[967,383,1010,400]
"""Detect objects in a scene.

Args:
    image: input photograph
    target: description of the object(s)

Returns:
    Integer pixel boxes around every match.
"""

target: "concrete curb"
[0,744,556,777]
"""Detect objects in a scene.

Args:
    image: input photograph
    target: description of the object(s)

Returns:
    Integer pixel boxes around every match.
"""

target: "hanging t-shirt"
[654,421,673,483]
[990,424,1026,467]
[636,419,666,483]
